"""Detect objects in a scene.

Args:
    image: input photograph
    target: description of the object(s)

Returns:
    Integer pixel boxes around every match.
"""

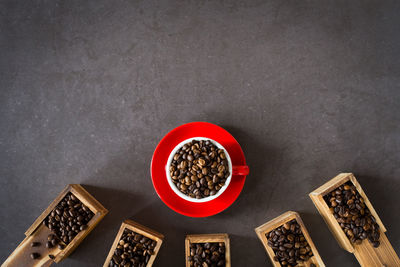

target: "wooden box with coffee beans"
[185,233,231,267]
[309,173,400,267]
[103,219,164,267]
[2,184,108,267]
[255,211,325,267]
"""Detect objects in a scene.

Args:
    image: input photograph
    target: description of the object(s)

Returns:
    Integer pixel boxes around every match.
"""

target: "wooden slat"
[309,173,400,267]
[254,211,325,267]
[103,219,164,267]
[2,224,61,267]
[185,234,231,267]
[354,233,400,266]
[310,173,351,197]
[2,184,108,266]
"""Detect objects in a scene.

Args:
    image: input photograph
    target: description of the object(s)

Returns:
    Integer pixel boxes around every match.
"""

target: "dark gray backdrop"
[1,0,399,266]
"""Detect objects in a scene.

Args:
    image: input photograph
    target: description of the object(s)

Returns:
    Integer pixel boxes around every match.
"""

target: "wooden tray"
[185,233,231,267]
[2,184,108,267]
[309,173,400,267]
[103,219,164,267]
[255,211,325,267]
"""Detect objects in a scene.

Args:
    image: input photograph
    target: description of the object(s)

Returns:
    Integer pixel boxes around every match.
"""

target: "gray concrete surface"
[1,0,400,266]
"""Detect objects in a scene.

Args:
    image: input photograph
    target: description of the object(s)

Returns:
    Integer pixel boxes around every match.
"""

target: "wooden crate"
[185,233,231,267]
[2,184,108,267]
[255,211,325,267]
[103,219,164,267]
[309,173,400,266]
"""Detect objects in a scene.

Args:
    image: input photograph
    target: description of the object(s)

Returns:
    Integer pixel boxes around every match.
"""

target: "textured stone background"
[1,0,399,266]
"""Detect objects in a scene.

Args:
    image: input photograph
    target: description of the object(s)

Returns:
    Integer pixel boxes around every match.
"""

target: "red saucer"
[151,122,248,217]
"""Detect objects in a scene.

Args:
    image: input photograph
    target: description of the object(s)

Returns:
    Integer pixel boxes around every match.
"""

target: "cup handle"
[232,165,249,176]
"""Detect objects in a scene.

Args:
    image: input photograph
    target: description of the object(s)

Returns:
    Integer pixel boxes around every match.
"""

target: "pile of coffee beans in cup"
[187,242,226,267]
[43,192,94,246]
[266,219,314,266]
[169,139,230,199]
[109,228,157,267]
[324,181,381,247]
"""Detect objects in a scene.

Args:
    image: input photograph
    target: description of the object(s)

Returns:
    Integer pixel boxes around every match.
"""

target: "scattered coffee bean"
[267,219,313,266]
[187,242,226,267]
[30,253,40,259]
[324,182,381,248]
[30,242,40,247]
[169,139,230,199]
[43,193,93,245]
[109,228,157,267]
[49,254,55,260]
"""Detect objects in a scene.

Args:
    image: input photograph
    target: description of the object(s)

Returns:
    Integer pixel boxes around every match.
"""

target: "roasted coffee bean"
[266,219,313,266]
[49,254,55,260]
[30,253,40,259]
[324,182,381,248]
[187,242,226,267]
[109,229,156,267]
[43,193,94,245]
[169,139,230,199]
[30,242,40,247]
[50,238,57,246]
[46,241,53,248]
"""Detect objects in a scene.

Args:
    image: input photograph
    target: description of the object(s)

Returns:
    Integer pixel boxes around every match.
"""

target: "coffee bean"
[324,182,381,248]
[30,253,40,259]
[48,234,55,241]
[51,238,58,246]
[30,242,40,247]
[169,139,230,199]
[267,219,313,266]
[46,241,53,248]
[188,242,225,267]
[372,241,380,248]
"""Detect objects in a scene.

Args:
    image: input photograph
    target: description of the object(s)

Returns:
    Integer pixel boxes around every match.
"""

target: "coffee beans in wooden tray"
[310,173,400,266]
[255,211,325,267]
[323,181,381,247]
[3,184,108,267]
[168,139,231,199]
[103,219,164,267]
[44,192,94,246]
[185,234,231,267]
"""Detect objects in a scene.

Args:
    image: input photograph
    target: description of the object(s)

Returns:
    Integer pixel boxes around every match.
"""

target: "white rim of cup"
[165,137,233,203]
